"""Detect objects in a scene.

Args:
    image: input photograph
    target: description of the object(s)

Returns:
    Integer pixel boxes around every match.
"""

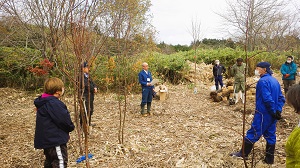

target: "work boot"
[147,102,152,115]
[89,115,91,125]
[230,140,253,160]
[141,104,146,115]
[241,93,245,104]
[89,117,96,127]
[263,143,275,164]
[235,93,239,104]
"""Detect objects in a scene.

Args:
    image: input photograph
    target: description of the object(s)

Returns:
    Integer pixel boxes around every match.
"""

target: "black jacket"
[34,95,74,149]
[213,64,226,76]
[83,74,96,94]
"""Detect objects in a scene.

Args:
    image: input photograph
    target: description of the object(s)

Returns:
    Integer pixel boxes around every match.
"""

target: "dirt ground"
[0,73,299,168]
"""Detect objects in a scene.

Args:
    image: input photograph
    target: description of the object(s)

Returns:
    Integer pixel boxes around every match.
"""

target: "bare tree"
[220,0,299,52]
[1,0,74,60]
[0,0,154,167]
[188,16,201,93]
[106,0,153,146]
[220,0,300,167]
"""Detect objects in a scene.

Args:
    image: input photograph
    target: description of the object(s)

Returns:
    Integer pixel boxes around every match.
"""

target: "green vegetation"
[1,44,295,93]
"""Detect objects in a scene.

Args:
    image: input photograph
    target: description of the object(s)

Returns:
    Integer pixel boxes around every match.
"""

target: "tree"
[188,16,201,93]
[0,0,155,167]
[220,0,299,52]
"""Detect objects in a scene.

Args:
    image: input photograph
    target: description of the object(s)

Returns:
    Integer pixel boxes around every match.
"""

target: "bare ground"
[0,74,298,168]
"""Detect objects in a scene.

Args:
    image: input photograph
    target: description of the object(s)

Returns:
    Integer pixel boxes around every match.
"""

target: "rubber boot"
[89,114,96,126]
[235,93,239,104]
[141,104,146,116]
[215,85,219,91]
[147,102,152,115]
[264,143,275,164]
[89,115,92,126]
[230,140,253,159]
[241,93,245,104]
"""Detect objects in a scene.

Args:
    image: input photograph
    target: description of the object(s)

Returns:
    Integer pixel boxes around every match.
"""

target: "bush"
[0,47,42,89]
[1,46,297,92]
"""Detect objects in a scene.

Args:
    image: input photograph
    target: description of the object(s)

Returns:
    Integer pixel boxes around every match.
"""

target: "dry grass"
[0,73,298,168]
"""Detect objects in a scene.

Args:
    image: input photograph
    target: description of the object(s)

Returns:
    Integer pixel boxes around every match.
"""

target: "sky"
[150,0,300,45]
[150,0,228,45]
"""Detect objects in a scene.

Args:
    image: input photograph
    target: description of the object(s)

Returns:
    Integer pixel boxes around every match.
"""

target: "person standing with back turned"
[138,62,154,117]
[34,77,75,167]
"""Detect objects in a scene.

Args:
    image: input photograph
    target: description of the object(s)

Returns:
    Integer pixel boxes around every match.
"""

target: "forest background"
[1,0,300,93]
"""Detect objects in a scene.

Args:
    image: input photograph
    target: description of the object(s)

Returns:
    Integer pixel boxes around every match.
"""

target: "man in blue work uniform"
[138,62,154,116]
[230,62,285,164]
[280,55,297,94]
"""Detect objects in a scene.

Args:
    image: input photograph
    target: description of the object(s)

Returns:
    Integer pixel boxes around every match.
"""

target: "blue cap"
[256,62,273,74]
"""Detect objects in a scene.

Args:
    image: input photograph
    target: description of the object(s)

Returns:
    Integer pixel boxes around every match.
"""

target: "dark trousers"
[80,94,94,126]
[283,80,295,94]
[44,144,68,168]
[214,75,223,90]
[141,88,153,105]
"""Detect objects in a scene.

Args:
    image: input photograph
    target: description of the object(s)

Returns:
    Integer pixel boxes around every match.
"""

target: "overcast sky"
[150,0,300,46]
[150,0,228,45]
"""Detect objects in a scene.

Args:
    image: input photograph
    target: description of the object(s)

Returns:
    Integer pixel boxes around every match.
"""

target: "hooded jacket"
[286,124,300,167]
[34,95,75,149]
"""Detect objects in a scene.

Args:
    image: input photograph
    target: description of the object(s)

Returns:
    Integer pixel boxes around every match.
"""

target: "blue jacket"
[246,73,285,144]
[256,73,285,116]
[138,70,154,89]
[280,61,297,80]
[34,95,75,149]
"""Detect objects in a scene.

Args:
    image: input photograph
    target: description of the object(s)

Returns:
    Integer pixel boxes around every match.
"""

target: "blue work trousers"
[214,75,223,90]
[245,112,277,145]
[141,88,153,105]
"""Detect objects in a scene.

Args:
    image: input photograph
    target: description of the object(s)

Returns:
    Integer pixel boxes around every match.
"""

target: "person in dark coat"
[212,60,226,90]
[34,77,75,168]
[230,62,285,164]
[81,62,97,126]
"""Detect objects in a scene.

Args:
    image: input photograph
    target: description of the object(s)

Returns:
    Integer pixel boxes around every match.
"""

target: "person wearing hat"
[81,62,97,126]
[230,58,246,104]
[280,55,297,94]
[230,62,285,164]
[212,60,226,91]
[138,62,154,116]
